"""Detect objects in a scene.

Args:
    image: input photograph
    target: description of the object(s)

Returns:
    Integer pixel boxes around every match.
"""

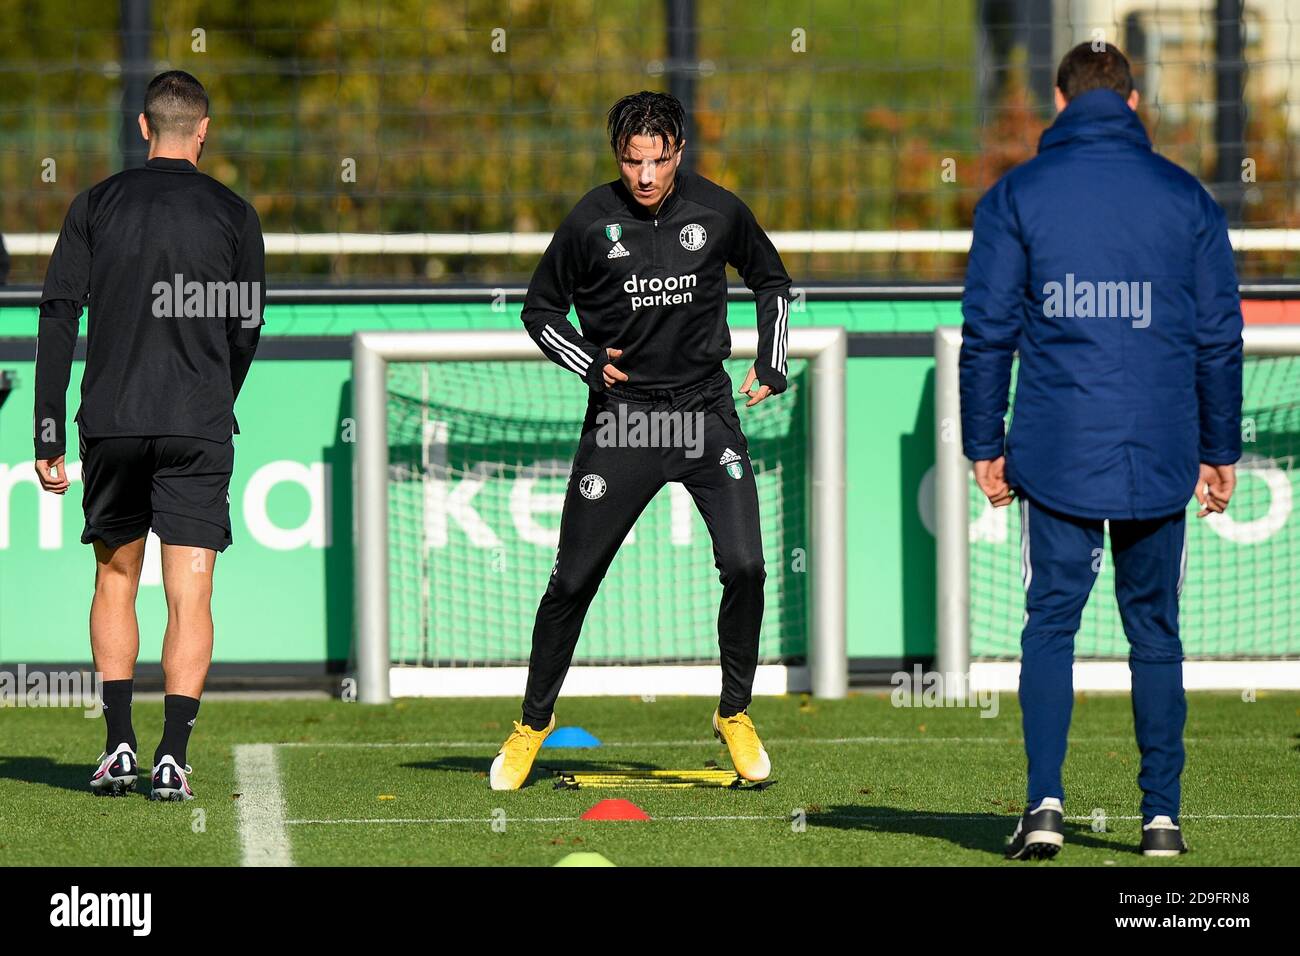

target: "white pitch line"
[234,744,293,867]
[282,812,1300,826]
[287,816,582,825]
[273,737,1009,748]
[285,814,791,825]
[269,735,1288,748]
[1064,814,1300,821]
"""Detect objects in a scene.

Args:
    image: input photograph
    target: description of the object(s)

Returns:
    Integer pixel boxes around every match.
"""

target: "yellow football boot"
[489,715,556,790]
[712,709,771,781]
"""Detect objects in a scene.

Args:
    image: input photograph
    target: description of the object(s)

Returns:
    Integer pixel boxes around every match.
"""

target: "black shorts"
[79,434,235,552]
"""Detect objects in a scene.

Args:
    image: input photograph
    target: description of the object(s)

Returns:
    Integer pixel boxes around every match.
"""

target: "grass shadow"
[402,755,748,792]
[0,755,95,794]
[808,804,1131,857]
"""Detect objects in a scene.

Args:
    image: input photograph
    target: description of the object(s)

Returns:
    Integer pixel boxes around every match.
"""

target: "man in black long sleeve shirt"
[491,92,791,790]
[34,71,264,802]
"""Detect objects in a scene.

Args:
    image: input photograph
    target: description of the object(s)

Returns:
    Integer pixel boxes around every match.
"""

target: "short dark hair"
[143,70,209,138]
[1056,41,1134,101]
[606,91,686,157]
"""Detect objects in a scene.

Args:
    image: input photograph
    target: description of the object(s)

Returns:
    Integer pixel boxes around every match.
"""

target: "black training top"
[521,172,792,395]
[34,156,265,458]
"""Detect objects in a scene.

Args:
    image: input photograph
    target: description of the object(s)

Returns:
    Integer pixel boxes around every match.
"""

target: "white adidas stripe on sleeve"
[770,295,788,375]
[540,326,592,376]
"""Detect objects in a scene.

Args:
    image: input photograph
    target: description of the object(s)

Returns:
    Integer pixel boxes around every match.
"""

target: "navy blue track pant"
[1018,495,1188,822]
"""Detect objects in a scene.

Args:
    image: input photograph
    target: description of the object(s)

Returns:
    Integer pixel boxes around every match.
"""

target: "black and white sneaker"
[89,743,138,796]
[149,755,194,802]
[1005,797,1065,860]
[1140,816,1188,857]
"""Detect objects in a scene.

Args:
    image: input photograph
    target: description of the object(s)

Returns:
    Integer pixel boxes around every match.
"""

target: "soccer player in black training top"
[34,71,264,800]
[491,91,791,789]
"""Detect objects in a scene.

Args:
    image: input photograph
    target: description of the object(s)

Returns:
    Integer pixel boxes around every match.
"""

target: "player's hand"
[35,455,70,495]
[739,365,772,407]
[973,457,1014,508]
[602,348,629,388]
[1196,462,1235,518]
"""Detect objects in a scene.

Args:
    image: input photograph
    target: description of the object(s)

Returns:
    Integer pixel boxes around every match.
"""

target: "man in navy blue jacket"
[960,43,1243,859]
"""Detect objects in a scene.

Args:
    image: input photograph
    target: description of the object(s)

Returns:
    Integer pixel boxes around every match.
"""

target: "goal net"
[935,325,1300,691]
[353,328,846,701]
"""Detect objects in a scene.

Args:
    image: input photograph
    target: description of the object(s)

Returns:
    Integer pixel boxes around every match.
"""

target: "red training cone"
[580,798,650,821]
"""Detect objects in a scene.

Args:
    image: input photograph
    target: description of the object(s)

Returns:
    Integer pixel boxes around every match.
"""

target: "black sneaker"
[1140,816,1188,857]
[149,755,194,801]
[89,742,138,796]
[1005,797,1065,860]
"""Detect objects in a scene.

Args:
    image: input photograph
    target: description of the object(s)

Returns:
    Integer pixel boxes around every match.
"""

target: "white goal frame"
[934,323,1300,693]
[353,327,847,703]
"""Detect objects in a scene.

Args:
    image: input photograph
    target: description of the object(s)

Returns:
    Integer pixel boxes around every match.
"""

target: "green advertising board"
[0,297,958,668]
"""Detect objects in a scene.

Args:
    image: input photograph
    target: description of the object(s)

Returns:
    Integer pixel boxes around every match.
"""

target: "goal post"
[935,323,1300,693]
[353,327,847,704]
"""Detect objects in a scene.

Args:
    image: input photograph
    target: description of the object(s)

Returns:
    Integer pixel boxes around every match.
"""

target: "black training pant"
[521,369,765,727]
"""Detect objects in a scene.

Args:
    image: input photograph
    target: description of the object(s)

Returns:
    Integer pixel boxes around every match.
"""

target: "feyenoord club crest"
[605,223,629,258]
[578,474,607,499]
[679,222,707,251]
[719,448,743,480]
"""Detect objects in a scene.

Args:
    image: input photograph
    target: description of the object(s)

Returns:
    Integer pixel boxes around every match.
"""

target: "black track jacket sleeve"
[728,199,791,395]
[520,210,610,391]
[35,190,91,459]
[229,202,265,404]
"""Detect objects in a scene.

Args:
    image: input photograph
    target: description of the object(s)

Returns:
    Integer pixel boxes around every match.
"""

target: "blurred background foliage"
[0,0,1294,284]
